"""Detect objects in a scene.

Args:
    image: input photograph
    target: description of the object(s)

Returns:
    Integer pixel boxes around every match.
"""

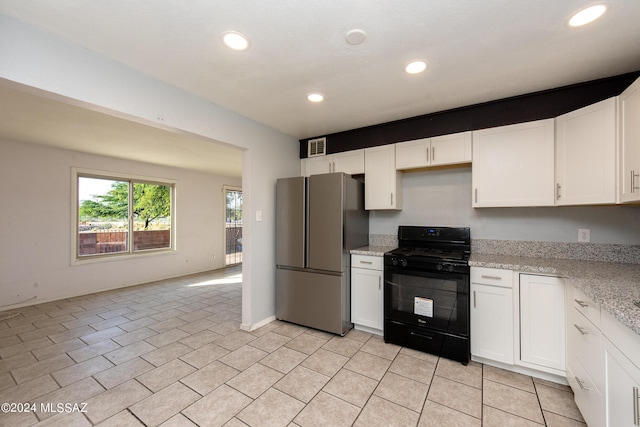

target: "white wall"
[0,139,241,307]
[0,15,301,328]
[370,167,640,244]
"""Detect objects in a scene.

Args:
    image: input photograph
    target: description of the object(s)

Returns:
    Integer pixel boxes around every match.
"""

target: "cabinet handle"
[575,376,590,391]
[359,260,373,265]
[390,193,393,206]
[432,146,435,162]
[473,290,476,308]
[481,275,502,280]
[573,324,588,335]
[574,299,589,308]
[474,188,478,203]
[634,386,639,426]
[379,276,381,290]
[633,170,640,193]
[556,183,561,200]
[426,147,429,162]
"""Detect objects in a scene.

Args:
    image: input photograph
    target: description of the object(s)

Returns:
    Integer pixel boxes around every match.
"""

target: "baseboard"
[241,315,276,332]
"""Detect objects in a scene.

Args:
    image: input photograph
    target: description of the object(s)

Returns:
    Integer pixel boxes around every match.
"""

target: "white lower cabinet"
[470,267,514,364]
[605,339,640,427]
[351,254,383,335]
[519,274,565,373]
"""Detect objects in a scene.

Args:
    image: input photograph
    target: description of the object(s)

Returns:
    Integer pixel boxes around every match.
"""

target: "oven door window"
[384,269,469,336]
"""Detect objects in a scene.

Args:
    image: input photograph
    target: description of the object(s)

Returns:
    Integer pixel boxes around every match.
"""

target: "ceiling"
[1,1,639,175]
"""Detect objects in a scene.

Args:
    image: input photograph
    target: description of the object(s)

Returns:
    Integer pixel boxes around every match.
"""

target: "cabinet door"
[470,283,514,364]
[431,131,472,166]
[619,77,640,203]
[395,138,430,170]
[351,267,384,331]
[605,338,640,427]
[520,274,565,371]
[472,119,555,207]
[365,145,402,210]
[333,150,365,175]
[556,97,616,205]
[305,156,332,176]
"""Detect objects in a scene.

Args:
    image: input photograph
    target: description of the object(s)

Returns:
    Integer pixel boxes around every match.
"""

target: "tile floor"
[0,267,586,427]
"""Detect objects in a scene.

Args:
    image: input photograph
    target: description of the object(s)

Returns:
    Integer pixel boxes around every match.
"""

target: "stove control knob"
[391,258,398,266]
[447,264,455,273]
[436,264,443,271]
[401,259,408,267]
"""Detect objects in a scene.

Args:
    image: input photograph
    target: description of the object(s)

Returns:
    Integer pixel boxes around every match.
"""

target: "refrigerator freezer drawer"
[276,268,351,335]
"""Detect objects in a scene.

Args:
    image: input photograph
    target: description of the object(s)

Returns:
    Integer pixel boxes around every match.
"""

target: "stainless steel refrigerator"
[275,172,369,335]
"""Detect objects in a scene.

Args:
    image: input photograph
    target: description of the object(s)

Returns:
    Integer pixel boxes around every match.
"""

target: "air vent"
[308,137,327,157]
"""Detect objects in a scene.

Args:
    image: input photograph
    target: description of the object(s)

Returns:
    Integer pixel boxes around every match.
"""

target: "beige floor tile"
[182,384,252,426]
[0,334,22,348]
[535,383,585,422]
[210,319,241,335]
[177,309,212,323]
[180,360,238,395]
[123,307,160,321]
[274,365,330,404]
[148,317,187,333]
[180,342,230,368]
[483,364,536,393]
[355,395,419,427]
[226,363,284,399]
[144,328,190,348]
[260,346,308,374]
[111,327,158,346]
[32,314,75,329]
[12,353,75,384]
[237,388,305,427]
[80,326,127,346]
[52,356,114,387]
[176,318,216,334]
[67,339,121,363]
[214,331,257,351]
[151,308,185,322]
[141,342,192,367]
[0,351,38,374]
[0,335,53,358]
[301,348,350,377]
[322,368,378,407]
[95,409,145,426]
[0,374,59,404]
[285,333,328,355]
[118,316,159,332]
[60,314,103,330]
[98,307,134,320]
[321,336,364,357]
[32,338,86,361]
[0,372,15,392]
[136,358,197,392]
[130,382,200,426]
[294,391,360,427]
[389,353,436,385]
[271,322,307,339]
[29,410,92,427]
[435,357,483,389]
[482,405,544,427]
[90,315,130,331]
[534,377,573,392]
[159,413,198,426]
[543,410,588,427]
[84,379,152,424]
[344,351,392,381]
[17,324,67,342]
[48,326,97,344]
[345,328,373,343]
[374,371,429,412]
[428,376,482,419]
[103,340,156,365]
[219,344,269,371]
[418,400,481,427]
[483,379,544,424]
[33,377,104,421]
[359,336,402,360]
[93,357,154,389]
[179,329,222,349]
[249,331,292,353]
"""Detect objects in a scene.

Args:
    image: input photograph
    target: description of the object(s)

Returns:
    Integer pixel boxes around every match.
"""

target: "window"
[75,171,175,259]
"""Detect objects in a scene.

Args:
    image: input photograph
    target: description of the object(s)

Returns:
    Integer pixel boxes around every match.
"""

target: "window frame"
[71,167,177,264]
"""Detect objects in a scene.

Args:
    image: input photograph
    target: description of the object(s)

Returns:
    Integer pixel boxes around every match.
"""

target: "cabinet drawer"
[352,255,383,271]
[567,358,603,427]
[572,287,600,328]
[471,267,513,288]
[568,307,604,390]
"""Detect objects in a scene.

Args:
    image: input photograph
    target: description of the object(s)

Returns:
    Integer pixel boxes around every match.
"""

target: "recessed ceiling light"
[569,4,607,27]
[405,61,427,74]
[222,31,249,50]
[345,29,367,45]
[307,93,324,103]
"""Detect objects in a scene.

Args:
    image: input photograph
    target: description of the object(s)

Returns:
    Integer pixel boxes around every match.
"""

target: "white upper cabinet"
[618,76,640,203]
[555,97,616,205]
[365,145,402,210]
[302,149,365,176]
[472,119,555,207]
[395,131,472,170]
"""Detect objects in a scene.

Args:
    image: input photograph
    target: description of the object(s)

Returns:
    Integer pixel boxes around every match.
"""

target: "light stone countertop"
[470,253,640,336]
[350,246,396,257]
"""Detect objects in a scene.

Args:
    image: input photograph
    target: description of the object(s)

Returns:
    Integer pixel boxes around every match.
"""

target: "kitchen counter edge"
[469,253,640,336]
[350,246,396,257]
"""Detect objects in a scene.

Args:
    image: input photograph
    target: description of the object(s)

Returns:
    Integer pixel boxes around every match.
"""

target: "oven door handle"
[410,331,434,340]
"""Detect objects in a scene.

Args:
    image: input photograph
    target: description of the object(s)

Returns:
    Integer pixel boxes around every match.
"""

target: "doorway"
[224,186,243,266]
